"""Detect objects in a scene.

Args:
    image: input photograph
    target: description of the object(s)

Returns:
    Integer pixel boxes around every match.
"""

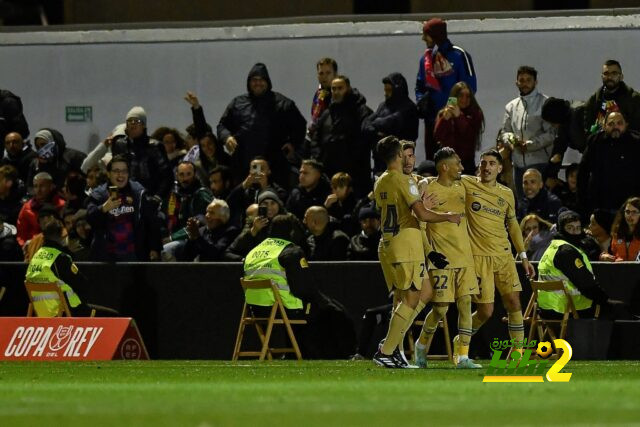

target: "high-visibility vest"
[537,239,593,314]
[25,246,81,317]
[243,238,303,310]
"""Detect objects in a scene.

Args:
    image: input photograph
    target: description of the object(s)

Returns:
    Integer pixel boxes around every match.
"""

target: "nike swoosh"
[469,287,476,291]
[472,192,483,196]
[512,284,519,287]
[438,202,446,206]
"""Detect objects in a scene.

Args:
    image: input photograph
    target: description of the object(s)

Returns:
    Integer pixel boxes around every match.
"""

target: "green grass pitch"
[1,360,639,426]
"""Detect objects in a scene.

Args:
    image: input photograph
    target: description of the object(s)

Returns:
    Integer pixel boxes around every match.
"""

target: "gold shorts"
[379,250,425,292]
[429,267,479,303]
[473,255,522,304]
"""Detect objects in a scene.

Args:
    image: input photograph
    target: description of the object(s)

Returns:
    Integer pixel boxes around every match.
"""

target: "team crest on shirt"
[409,182,419,196]
[497,198,505,207]
[471,201,481,212]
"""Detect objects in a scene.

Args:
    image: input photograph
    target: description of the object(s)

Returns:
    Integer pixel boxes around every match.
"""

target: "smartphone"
[108,186,118,199]
[447,96,458,106]
[258,206,268,217]
[251,163,262,174]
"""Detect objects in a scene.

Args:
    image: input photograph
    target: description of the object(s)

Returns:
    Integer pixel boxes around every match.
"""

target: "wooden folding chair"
[25,281,95,317]
[405,316,454,364]
[232,279,307,361]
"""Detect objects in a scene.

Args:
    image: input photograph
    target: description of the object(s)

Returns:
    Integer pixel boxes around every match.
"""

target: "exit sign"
[65,106,92,122]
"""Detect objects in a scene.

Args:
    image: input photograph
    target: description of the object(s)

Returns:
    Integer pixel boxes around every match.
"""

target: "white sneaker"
[414,340,428,368]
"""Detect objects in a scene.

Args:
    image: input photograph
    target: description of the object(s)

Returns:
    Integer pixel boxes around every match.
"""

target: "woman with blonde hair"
[520,213,553,261]
[610,197,640,261]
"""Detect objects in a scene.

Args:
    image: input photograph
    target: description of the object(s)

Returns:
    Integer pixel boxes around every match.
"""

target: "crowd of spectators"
[2,18,640,265]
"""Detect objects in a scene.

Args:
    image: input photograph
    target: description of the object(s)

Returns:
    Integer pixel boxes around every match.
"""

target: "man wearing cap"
[1,132,36,183]
[416,18,477,159]
[224,189,287,261]
[17,171,65,247]
[111,106,173,198]
[363,72,418,174]
[537,209,623,316]
[347,205,381,261]
[26,128,86,190]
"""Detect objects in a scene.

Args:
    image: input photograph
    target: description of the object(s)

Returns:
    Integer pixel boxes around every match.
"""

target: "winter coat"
[182,223,240,261]
[307,221,350,261]
[286,178,332,221]
[16,194,66,246]
[1,143,36,183]
[517,188,563,223]
[347,230,381,261]
[163,181,214,241]
[26,128,86,189]
[217,63,306,189]
[434,105,483,171]
[0,89,30,158]
[584,81,640,133]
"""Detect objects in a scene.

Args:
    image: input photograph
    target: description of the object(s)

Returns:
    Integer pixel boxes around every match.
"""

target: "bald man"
[304,206,350,260]
[516,168,562,223]
[2,132,36,182]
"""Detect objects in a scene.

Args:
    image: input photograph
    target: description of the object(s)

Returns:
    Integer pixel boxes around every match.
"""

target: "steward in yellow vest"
[537,209,620,315]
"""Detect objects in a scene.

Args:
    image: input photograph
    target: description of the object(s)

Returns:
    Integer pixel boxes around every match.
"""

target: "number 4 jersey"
[374,169,424,263]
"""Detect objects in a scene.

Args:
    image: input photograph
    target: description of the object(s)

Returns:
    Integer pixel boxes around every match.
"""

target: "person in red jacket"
[610,197,640,261]
[433,81,484,174]
[16,171,65,246]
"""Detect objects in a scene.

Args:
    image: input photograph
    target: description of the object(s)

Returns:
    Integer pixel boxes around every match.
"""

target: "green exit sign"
[65,106,92,122]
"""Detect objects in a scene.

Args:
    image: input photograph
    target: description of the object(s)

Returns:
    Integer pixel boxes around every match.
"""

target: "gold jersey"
[374,169,423,262]
[419,178,474,268]
[460,175,525,256]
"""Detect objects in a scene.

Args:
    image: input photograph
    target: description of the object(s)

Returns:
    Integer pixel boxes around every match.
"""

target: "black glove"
[428,251,449,269]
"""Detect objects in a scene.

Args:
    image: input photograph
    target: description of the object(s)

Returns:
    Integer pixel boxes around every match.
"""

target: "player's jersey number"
[383,204,399,236]
[433,274,448,290]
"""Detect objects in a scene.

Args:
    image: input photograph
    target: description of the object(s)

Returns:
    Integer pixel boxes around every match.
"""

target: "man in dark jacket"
[26,128,86,190]
[181,199,239,261]
[577,111,640,215]
[304,206,350,261]
[517,168,563,223]
[286,159,331,221]
[308,75,373,197]
[217,63,306,189]
[0,89,29,159]
[2,132,36,183]
[111,106,173,198]
[86,155,162,262]
[584,59,640,135]
[347,205,381,261]
[0,165,25,226]
[362,72,419,174]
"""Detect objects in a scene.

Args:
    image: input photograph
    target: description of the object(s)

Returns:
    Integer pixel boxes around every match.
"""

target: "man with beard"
[584,60,640,134]
[498,66,555,199]
[2,132,35,183]
[577,111,640,215]
[537,209,624,317]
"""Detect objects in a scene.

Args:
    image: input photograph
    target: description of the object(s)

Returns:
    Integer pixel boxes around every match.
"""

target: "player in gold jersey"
[373,136,461,369]
[460,149,535,355]
[415,147,481,369]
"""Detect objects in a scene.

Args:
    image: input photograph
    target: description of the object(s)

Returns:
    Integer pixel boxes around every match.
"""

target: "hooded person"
[26,128,86,190]
[217,63,307,190]
[362,72,419,174]
[541,97,587,179]
[111,106,173,198]
[537,208,623,315]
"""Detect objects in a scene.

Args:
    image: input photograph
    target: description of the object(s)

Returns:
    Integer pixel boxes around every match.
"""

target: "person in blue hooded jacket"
[415,18,477,159]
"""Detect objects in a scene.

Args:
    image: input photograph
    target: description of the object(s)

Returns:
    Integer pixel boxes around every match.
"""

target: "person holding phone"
[433,81,484,175]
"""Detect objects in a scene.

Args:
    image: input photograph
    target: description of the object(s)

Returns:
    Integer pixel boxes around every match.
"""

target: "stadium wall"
[1,14,640,162]
[1,262,638,359]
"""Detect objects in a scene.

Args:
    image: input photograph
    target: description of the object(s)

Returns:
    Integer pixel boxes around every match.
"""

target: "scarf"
[423,47,441,91]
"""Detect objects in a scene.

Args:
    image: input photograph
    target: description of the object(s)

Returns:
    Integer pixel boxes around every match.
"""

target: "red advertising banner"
[0,317,149,361]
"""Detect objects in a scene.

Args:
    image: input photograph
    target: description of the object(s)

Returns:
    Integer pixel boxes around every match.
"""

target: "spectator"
[416,159,437,178]
[80,123,125,174]
[610,197,640,262]
[286,159,331,221]
[499,66,555,199]
[151,127,187,170]
[181,199,239,261]
[61,207,90,261]
[61,172,87,211]
[2,132,35,182]
[0,165,24,225]
[227,157,288,218]
[0,216,21,261]
[363,72,418,173]
[73,210,93,258]
[86,155,162,262]
[541,98,587,181]
[111,106,173,198]
[224,189,286,261]
[308,75,373,197]
[0,88,29,159]
[208,165,233,200]
[309,57,338,138]
[163,161,213,244]
[347,205,381,261]
[584,59,640,135]
[85,164,108,196]
[26,128,86,190]
[520,213,553,261]
[577,112,640,215]
[324,172,359,237]
[217,63,306,189]
[17,171,65,247]
[587,209,616,262]
[517,168,562,223]
[304,206,350,261]
[416,18,477,159]
[23,203,68,262]
[550,163,579,213]
[433,81,484,174]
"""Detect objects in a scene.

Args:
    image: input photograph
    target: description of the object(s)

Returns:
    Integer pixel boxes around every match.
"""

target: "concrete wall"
[1,14,640,163]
